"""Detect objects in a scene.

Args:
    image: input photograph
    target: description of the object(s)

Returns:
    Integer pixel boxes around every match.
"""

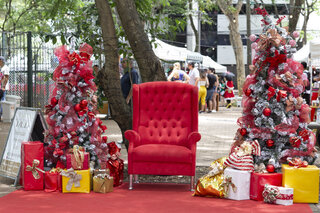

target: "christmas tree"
[235,8,317,172]
[44,43,108,168]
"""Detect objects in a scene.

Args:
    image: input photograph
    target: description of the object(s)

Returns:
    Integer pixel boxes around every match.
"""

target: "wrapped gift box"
[224,167,251,200]
[263,184,294,205]
[93,174,113,193]
[21,141,44,190]
[45,169,62,192]
[66,149,89,170]
[62,169,90,193]
[250,172,282,201]
[282,164,319,203]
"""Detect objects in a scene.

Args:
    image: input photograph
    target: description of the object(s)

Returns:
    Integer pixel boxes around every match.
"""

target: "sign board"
[0,107,47,185]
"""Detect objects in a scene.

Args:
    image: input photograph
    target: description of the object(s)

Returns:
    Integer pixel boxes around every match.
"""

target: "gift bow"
[49,167,62,174]
[61,168,82,191]
[26,159,45,179]
[287,157,308,168]
[263,185,293,203]
[72,145,85,169]
[221,176,237,197]
[262,184,280,204]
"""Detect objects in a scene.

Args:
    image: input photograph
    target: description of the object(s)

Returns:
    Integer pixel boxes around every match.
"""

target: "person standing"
[120,58,139,105]
[211,68,219,112]
[206,68,216,113]
[167,62,190,83]
[187,62,199,88]
[301,62,310,105]
[196,69,209,113]
[224,75,235,108]
[0,56,9,121]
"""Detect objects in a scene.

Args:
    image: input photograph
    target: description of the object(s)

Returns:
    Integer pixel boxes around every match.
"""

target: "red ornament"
[266,139,274,148]
[80,99,88,108]
[239,128,247,136]
[263,108,272,116]
[74,104,82,112]
[51,97,58,106]
[266,164,275,173]
[245,88,253,97]
[289,136,301,148]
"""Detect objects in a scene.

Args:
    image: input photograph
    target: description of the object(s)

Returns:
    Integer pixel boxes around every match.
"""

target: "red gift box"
[21,141,44,190]
[250,172,282,201]
[45,170,62,192]
[66,146,89,170]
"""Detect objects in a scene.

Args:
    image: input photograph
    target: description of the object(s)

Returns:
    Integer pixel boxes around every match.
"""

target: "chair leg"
[190,176,195,191]
[129,174,133,190]
[134,174,139,183]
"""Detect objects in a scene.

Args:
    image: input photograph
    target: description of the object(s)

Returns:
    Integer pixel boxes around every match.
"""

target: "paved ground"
[0,106,319,212]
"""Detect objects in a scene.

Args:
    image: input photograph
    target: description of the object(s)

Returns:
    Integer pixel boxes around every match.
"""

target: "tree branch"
[2,0,13,31]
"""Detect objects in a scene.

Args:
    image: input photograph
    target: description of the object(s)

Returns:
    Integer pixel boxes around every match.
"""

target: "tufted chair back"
[132,82,198,147]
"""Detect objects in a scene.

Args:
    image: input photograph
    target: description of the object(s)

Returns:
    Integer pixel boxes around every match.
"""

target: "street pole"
[246,0,252,66]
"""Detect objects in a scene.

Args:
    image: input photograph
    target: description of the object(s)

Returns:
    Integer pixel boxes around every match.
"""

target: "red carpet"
[0,183,312,213]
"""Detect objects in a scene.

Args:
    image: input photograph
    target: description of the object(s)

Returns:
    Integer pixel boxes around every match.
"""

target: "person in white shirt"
[0,56,9,121]
[187,62,199,88]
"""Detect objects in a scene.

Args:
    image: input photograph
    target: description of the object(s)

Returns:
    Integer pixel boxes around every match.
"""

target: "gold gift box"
[282,164,319,203]
[93,176,113,193]
[62,169,91,193]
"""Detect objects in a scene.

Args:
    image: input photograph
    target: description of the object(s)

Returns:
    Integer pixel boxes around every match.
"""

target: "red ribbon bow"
[287,157,308,168]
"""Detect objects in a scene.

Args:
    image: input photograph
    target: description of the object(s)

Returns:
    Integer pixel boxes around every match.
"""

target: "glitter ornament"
[266,164,275,173]
[263,108,272,117]
[249,34,257,42]
[266,139,274,148]
[74,104,82,112]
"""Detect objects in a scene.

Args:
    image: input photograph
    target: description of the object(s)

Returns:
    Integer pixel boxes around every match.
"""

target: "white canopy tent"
[293,42,309,62]
[310,38,320,61]
[202,56,227,73]
[152,38,227,73]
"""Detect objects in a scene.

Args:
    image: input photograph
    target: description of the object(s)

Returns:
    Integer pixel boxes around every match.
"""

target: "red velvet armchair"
[125,81,201,190]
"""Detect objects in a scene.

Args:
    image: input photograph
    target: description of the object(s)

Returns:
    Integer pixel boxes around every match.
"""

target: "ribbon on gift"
[221,176,237,197]
[71,145,85,169]
[61,168,82,191]
[287,157,308,168]
[26,159,45,179]
[277,194,293,200]
[49,167,62,174]
[262,184,280,204]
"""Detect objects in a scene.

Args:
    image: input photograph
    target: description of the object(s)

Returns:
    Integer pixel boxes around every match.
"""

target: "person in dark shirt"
[206,68,217,113]
[120,58,139,104]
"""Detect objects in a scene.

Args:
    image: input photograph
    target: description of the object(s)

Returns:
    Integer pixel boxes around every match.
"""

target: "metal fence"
[0,32,57,109]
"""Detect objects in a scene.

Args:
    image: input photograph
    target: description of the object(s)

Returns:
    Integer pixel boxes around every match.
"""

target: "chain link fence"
[0,32,58,109]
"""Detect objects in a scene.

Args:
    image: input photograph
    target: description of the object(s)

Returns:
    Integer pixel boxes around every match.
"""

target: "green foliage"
[0,0,217,59]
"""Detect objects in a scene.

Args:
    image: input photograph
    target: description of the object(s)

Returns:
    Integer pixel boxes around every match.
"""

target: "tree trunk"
[188,0,199,52]
[113,0,166,82]
[95,0,132,150]
[217,0,244,96]
[229,14,245,96]
[289,0,304,33]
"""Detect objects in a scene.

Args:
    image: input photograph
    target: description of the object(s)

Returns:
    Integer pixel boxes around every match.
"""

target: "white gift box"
[263,185,294,206]
[223,167,251,200]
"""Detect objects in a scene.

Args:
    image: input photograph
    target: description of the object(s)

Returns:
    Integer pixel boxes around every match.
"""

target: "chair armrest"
[188,132,201,144]
[125,130,141,151]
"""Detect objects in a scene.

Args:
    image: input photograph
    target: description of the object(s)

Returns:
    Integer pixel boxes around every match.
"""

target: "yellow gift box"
[282,164,319,203]
[62,169,91,193]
